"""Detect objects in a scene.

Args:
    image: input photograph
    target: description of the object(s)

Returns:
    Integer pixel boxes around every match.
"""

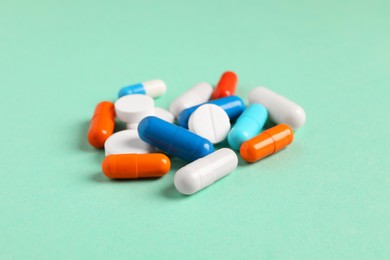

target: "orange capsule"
[102,153,171,179]
[87,101,115,148]
[240,124,294,163]
[211,71,238,99]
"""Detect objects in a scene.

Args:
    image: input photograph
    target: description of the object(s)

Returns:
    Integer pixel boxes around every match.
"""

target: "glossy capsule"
[102,153,170,179]
[87,101,115,148]
[227,104,268,150]
[177,96,245,128]
[240,124,294,163]
[249,87,306,130]
[138,116,214,162]
[118,79,166,98]
[211,71,238,99]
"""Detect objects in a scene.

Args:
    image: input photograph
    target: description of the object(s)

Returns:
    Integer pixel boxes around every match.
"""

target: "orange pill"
[102,153,171,179]
[87,101,115,148]
[211,71,238,99]
[240,124,294,163]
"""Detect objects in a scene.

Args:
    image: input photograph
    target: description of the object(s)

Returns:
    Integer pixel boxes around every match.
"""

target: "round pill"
[155,107,174,124]
[104,130,157,156]
[115,94,155,129]
[188,104,231,144]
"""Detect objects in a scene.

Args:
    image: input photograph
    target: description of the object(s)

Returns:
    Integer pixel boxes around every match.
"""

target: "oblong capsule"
[174,148,238,195]
[138,116,214,162]
[248,87,306,130]
[118,79,166,98]
[177,96,245,128]
[211,71,238,99]
[169,82,213,118]
[87,101,115,148]
[227,104,268,150]
[102,153,170,179]
[240,124,294,163]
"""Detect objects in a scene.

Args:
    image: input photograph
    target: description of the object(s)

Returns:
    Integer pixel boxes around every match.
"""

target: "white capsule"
[188,104,231,144]
[104,130,157,156]
[248,87,306,130]
[174,148,238,195]
[142,80,167,97]
[169,82,213,118]
[115,94,155,129]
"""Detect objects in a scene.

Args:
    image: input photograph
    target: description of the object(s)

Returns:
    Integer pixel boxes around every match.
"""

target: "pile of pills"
[87,71,306,195]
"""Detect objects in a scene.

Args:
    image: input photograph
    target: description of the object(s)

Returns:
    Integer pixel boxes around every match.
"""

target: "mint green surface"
[1,0,389,259]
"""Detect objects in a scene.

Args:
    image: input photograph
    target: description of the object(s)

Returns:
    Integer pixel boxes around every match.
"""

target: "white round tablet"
[115,94,155,128]
[155,107,174,123]
[188,104,231,144]
[104,130,157,156]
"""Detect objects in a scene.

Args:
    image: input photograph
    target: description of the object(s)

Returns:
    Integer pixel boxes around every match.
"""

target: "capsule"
[87,101,115,148]
[227,104,268,150]
[102,153,170,179]
[177,96,245,128]
[118,79,166,98]
[138,116,214,162]
[211,71,238,99]
[169,82,213,118]
[174,148,238,195]
[248,87,306,130]
[240,124,294,163]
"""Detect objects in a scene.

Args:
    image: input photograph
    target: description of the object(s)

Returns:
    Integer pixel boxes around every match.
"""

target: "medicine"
[240,124,294,163]
[188,104,230,144]
[227,104,268,150]
[248,87,306,130]
[104,130,157,156]
[118,79,166,98]
[169,82,213,118]
[174,148,238,195]
[125,107,174,129]
[138,116,214,162]
[102,153,170,179]
[211,71,238,99]
[177,96,245,128]
[115,94,154,129]
[87,101,115,148]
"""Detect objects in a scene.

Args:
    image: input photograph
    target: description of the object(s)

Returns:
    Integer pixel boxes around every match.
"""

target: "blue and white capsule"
[227,104,268,150]
[118,80,166,98]
[138,116,214,162]
[177,96,245,128]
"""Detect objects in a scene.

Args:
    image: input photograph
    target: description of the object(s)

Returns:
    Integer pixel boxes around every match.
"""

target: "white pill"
[174,148,238,195]
[188,104,230,144]
[115,94,155,129]
[154,107,174,123]
[104,130,157,156]
[248,87,306,130]
[169,82,213,118]
[143,79,167,97]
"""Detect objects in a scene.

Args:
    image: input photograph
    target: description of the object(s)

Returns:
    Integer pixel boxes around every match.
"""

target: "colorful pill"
[169,82,213,118]
[138,116,214,162]
[118,79,166,98]
[177,96,245,128]
[102,153,170,179]
[174,148,238,195]
[240,124,294,163]
[227,104,268,150]
[248,87,306,130]
[211,71,238,99]
[87,101,115,148]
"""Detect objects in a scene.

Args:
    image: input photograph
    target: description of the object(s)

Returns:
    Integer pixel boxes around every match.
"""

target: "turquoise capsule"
[227,104,268,150]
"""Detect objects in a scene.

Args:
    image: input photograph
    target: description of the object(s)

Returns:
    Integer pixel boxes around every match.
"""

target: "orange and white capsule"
[240,124,294,163]
[211,71,238,99]
[102,153,171,179]
[87,101,115,148]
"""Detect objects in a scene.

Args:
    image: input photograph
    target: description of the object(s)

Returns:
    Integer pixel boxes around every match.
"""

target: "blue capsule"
[177,96,245,128]
[118,80,167,98]
[138,116,214,162]
[227,104,268,150]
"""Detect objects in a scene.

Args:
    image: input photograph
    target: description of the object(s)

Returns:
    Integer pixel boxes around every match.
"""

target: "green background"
[1,0,389,259]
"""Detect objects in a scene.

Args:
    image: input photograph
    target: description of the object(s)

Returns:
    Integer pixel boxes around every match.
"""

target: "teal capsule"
[227,104,268,150]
